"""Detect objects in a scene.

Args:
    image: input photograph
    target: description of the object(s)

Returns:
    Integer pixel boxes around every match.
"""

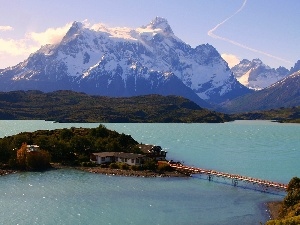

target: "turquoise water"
[0,120,299,224]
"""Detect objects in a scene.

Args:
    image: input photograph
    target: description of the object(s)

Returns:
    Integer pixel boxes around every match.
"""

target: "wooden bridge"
[169,163,288,192]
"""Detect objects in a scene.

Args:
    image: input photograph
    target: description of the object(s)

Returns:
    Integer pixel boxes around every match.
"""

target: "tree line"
[0,90,230,123]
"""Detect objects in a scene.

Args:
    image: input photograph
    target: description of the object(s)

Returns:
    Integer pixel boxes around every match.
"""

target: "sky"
[0,0,299,69]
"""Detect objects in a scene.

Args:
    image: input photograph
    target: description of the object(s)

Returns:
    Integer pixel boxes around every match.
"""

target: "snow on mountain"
[267,69,300,90]
[231,59,289,90]
[0,17,250,105]
[221,70,300,113]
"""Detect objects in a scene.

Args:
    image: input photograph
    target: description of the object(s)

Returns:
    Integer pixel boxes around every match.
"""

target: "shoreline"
[266,201,283,220]
[0,169,18,176]
[1,164,190,178]
[49,163,190,178]
[76,166,190,178]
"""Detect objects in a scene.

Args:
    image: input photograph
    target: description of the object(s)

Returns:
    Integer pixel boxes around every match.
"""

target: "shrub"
[121,163,129,170]
[143,159,157,171]
[157,164,172,173]
[81,161,96,167]
[109,163,119,169]
[131,165,139,171]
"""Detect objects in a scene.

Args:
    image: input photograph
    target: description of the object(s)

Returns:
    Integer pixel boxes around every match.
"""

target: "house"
[114,152,145,166]
[90,152,145,166]
[26,145,40,152]
[90,152,116,164]
[137,144,167,161]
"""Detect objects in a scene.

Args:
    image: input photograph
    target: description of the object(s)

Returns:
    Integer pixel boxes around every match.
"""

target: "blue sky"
[0,0,299,69]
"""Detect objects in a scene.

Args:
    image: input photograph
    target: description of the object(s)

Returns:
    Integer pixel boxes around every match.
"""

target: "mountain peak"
[240,59,251,64]
[148,17,173,34]
[71,21,84,29]
[290,60,300,74]
[252,58,263,65]
[61,21,84,43]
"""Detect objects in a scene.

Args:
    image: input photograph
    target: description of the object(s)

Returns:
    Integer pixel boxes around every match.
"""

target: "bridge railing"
[169,163,287,191]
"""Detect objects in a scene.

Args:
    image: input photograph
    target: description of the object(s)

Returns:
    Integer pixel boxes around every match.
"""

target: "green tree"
[90,125,109,138]
[109,163,119,169]
[0,139,12,163]
[60,128,74,140]
[12,134,29,149]
[283,177,300,210]
[26,150,51,171]
[267,177,300,224]
[143,159,157,171]
[70,136,92,155]
[16,143,51,170]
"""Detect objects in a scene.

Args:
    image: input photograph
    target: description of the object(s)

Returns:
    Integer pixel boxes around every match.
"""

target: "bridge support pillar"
[232,179,238,186]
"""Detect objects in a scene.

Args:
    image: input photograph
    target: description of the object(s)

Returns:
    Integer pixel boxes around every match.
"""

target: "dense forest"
[0,90,299,123]
[267,177,300,224]
[0,90,231,123]
[0,125,140,170]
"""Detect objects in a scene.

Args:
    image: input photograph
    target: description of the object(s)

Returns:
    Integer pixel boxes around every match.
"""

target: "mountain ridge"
[0,17,251,106]
[231,58,290,90]
[220,70,300,113]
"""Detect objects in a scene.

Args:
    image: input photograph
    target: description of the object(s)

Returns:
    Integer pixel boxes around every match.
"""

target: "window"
[136,159,140,164]
[101,157,105,161]
[131,159,134,163]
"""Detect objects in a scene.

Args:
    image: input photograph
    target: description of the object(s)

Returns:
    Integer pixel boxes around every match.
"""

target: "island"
[1,124,299,224]
[0,125,186,177]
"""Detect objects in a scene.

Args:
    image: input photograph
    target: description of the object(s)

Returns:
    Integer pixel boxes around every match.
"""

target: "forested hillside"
[0,90,230,123]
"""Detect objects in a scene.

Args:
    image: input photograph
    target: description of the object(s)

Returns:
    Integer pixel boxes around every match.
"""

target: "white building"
[91,152,145,166]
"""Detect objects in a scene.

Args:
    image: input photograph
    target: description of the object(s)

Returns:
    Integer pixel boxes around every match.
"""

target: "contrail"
[208,0,292,64]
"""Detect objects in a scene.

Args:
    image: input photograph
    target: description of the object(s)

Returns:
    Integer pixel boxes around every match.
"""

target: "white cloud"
[0,38,36,56]
[0,22,72,68]
[221,53,240,68]
[28,22,72,46]
[0,26,13,32]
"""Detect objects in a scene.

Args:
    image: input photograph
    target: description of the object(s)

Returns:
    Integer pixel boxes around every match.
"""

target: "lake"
[0,120,299,224]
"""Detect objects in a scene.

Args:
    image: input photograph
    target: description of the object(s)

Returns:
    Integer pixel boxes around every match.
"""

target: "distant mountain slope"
[231,106,300,123]
[0,90,231,123]
[220,71,300,113]
[0,17,250,105]
[231,59,289,90]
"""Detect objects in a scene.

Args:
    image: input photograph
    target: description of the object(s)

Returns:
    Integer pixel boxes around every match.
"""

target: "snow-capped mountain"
[220,70,300,113]
[0,17,250,105]
[231,59,290,90]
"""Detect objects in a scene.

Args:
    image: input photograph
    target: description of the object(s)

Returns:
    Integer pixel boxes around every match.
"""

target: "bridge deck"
[169,163,287,191]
